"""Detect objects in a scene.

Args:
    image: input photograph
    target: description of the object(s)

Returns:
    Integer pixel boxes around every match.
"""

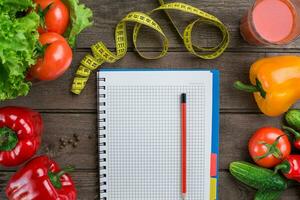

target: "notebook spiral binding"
[98,77,108,200]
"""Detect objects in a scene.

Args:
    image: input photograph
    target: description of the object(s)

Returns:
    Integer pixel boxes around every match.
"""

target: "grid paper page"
[98,70,213,200]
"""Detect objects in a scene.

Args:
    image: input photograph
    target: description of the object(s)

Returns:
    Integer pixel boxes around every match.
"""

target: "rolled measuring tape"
[71,0,230,94]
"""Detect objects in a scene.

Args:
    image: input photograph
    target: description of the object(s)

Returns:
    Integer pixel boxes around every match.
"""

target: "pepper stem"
[282,125,300,139]
[234,79,266,98]
[233,81,258,92]
[49,166,74,189]
[274,161,290,174]
[0,127,18,151]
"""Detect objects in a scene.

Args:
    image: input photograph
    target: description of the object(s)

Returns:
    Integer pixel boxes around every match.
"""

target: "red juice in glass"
[240,0,300,45]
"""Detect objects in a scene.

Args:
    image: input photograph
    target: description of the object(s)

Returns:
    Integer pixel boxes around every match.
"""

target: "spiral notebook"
[97,69,219,200]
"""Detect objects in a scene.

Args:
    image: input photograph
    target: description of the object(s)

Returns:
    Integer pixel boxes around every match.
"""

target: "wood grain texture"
[1,0,300,199]
[3,51,300,111]
[0,113,286,171]
[0,171,298,200]
[76,0,300,50]
[0,113,98,171]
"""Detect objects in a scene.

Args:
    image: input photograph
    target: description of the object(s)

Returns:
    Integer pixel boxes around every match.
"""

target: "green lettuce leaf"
[62,0,93,47]
[0,11,39,101]
[0,0,34,17]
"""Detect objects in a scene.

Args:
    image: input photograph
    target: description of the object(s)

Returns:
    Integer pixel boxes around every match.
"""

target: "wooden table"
[1,0,300,199]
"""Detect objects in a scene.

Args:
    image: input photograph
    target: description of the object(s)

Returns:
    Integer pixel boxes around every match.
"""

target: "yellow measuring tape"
[71,0,230,94]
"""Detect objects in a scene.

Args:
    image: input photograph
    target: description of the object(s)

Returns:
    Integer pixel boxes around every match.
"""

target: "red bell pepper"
[0,106,43,166]
[275,155,300,182]
[282,125,300,150]
[6,155,77,200]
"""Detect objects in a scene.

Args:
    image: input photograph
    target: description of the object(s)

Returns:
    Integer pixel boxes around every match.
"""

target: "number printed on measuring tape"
[71,0,230,95]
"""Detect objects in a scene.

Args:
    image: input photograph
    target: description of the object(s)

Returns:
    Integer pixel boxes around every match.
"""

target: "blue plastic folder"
[97,69,219,200]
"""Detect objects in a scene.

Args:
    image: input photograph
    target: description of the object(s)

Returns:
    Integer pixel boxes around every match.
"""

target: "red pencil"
[181,93,187,200]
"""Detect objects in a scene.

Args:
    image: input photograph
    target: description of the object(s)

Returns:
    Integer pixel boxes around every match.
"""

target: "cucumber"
[254,190,283,200]
[229,161,288,191]
[285,109,300,130]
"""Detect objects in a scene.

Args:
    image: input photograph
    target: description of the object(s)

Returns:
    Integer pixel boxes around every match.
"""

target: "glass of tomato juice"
[240,0,300,45]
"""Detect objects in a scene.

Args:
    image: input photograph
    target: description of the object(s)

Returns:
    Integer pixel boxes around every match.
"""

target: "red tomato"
[29,32,73,81]
[35,0,70,35]
[249,127,291,168]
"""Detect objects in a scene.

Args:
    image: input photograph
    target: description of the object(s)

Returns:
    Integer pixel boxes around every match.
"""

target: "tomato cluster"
[29,0,72,81]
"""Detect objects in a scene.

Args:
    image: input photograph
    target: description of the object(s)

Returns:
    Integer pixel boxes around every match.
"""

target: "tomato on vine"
[35,0,70,35]
[248,127,291,168]
[29,32,73,81]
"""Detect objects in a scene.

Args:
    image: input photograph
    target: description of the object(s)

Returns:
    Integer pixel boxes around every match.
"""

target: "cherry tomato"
[248,127,291,168]
[29,32,73,81]
[35,0,70,35]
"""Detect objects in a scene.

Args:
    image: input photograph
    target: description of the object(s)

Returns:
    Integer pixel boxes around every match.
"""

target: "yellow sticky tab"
[210,178,217,200]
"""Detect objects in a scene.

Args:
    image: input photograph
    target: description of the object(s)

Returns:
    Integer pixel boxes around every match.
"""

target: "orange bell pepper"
[234,56,300,117]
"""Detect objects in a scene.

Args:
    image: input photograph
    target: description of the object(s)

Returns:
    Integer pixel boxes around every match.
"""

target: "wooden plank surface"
[0,113,283,171]
[1,0,300,199]
[0,113,290,199]
[3,51,300,111]
[76,0,300,50]
[0,171,298,200]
